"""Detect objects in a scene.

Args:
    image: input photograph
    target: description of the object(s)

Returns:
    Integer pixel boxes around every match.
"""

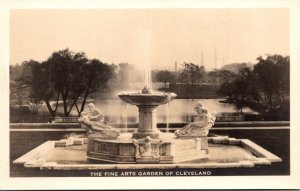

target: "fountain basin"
[87,138,174,163]
[118,92,177,106]
[13,136,281,170]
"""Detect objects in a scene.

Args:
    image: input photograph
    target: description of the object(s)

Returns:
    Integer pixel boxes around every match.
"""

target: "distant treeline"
[159,84,220,99]
[10,48,289,121]
[217,55,289,120]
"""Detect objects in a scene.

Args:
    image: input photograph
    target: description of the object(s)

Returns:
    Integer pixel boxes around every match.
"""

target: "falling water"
[166,102,170,132]
[144,62,152,88]
[165,95,171,132]
[122,103,128,133]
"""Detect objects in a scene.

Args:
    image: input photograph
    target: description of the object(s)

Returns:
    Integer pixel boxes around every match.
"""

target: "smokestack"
[175,61,177,72]
[214,47,217,69]
[201,52,204,66]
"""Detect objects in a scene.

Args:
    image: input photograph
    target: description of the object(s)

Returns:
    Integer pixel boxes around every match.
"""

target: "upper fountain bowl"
[118,86,177,106]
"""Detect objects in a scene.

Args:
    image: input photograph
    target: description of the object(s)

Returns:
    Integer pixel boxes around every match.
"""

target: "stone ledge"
[252,158,272,165]
[114,164,175,170]
[54,138,88,147]
[228,138,241,145]
[238,161,255,168]
[13,141,54,164]
[10,121,290,129]
[13,136,282,170]
[240,139,282,162]
[212,137,229,144]
[39,162,261,170]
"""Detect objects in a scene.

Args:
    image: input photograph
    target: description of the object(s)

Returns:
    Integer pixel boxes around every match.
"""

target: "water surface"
[93,98,255,123]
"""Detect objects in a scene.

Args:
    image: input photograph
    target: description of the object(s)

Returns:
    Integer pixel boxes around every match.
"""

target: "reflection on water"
[38,98,255,123]
[91,99,255,123]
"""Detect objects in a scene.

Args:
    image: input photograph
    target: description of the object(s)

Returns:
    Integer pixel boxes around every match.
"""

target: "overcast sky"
[10,9,289,71]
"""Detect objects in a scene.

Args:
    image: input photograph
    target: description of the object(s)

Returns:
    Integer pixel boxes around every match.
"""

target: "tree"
[218,70,237,83]
[75,59,113,115]
[24,60,45,113]
[231,68,254,114]
[217,67,260,114]
[217,55,290,119]
[208,69,236,84]
[179,63,205,84]
[10,60,34,108]
[254,55,290,109]
[217,81,235,100]
[27,48,114,119]
[155,70,175,88]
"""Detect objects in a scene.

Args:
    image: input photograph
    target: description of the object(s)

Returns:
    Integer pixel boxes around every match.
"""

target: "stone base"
[132,131,160,139]
[86,136,211,164]
[172,138,209,162]
[136,156,160,163]
[13,136,283,171]
[87,138,174,163]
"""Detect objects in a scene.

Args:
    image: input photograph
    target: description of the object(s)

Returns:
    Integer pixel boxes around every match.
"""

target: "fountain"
[79,85,179,163]
[76,79,223,164]
[12,64,283,171]
[76,57,221,163]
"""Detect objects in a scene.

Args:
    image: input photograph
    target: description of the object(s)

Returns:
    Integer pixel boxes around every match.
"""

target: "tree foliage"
[179,63,205,84]
[10,60,38,111]
[254,55,290,109]
[155,70,176,88]
[18,48,114,118]
[217,55,290,118]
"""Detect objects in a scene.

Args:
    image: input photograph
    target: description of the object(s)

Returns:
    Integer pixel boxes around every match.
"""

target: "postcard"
[1,0,300,189]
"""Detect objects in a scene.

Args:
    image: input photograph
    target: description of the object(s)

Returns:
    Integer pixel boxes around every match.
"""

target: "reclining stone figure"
[175,101,217,137]
[78,103,120,139]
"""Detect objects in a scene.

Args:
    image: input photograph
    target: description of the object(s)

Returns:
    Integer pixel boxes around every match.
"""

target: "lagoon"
[92,98,255,123]
[38,98,255,123]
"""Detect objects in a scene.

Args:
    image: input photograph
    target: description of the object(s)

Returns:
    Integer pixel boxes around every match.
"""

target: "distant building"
[221,63,254,74]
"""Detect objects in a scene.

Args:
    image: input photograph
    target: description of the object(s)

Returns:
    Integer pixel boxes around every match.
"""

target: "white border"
[1,0,300,189]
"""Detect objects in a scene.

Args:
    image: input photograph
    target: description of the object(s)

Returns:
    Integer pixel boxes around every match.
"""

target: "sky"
[10,9,289,71]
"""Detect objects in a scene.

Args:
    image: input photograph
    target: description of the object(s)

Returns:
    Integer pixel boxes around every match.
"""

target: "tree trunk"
[44,92,60,120]
[79,88,90,114]
[45,100,55,119]
[61,88,69,117]
[67,92,82,116]
[264,91,268,105]
[268,92,273,109]
[62,98,68,116]
[75,103,80,116]
[79,78,93,115]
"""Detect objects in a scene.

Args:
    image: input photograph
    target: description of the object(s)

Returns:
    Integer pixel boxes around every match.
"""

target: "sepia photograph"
[1,0,300,190]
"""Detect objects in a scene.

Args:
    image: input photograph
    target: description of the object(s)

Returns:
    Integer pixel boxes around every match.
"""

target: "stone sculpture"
[78,103,120,139]
[132,136,162,163]
[175,101,217,137]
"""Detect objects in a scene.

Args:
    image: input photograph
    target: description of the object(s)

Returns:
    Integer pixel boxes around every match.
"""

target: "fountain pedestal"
[133,105,160,139]
[118,86,177,139]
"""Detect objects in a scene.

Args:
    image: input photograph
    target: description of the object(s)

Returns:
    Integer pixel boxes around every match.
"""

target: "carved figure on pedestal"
[175,101,217,137]
[78,103,120,139]
[132,136,162,163]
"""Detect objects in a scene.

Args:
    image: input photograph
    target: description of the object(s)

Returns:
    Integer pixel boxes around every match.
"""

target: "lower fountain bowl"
[87,137,174,163]
[86,135,209,164]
